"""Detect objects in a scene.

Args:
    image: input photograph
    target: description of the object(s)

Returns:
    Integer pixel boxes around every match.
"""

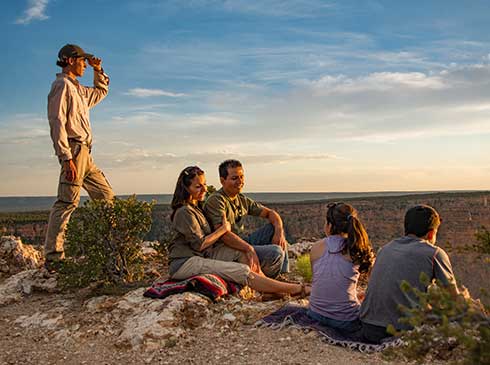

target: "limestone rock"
[0,269,58,306]
[85,288,212,349]
[222,313,236,322]
[11,286,214,350]
[0,270,34,306]
[0,236,43,275]
[141,241,159,256]
[288,240,315,258]
[15,311,65,330]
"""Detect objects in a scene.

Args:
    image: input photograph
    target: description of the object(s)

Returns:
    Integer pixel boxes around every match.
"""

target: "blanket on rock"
[144,274,239,301]
[256,303,403,353]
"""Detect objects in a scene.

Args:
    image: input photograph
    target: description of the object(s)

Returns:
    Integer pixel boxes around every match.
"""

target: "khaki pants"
[171,243,250,285]
[44,142,114,260]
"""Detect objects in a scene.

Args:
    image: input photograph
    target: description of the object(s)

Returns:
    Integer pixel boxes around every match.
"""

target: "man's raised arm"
[260,207,287,250]
[84,57,109,108]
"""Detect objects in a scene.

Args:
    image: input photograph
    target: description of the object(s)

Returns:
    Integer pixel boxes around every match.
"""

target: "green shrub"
[205,184,216,199]
[296,254,312,283]
[474,226,490,254]
[385,272,490,364]
[59,196,153,288]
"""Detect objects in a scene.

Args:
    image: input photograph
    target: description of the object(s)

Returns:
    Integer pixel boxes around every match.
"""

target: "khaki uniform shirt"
[204,188,264,237]
[47,70,109,161]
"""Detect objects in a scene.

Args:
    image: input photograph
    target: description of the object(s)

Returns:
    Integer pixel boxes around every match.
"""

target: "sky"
[1,0,489,196]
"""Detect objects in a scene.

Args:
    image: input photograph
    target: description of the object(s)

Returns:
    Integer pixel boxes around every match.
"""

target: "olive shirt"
[203,188,265,237]
[168,204,212,275]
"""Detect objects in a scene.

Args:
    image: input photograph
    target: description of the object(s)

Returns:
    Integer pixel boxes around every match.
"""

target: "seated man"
[359,205,459,343]
[204,159,289,279]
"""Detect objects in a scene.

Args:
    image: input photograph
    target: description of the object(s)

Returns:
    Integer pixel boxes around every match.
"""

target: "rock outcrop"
[0,236,43,274]
[14,289,212,349]
[1,236,300,352]
[0,269,58,306]
[11,284,288,350]
[288,240,315,258]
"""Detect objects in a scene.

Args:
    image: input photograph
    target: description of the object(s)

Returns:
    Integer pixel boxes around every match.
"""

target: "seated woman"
[168,165,309,296]
[308,202,375,332]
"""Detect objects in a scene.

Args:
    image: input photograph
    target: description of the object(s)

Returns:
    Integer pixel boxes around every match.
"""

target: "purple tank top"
[309,236,360,321]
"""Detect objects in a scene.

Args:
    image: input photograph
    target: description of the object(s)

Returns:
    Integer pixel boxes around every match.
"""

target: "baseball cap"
[57,44,93,61]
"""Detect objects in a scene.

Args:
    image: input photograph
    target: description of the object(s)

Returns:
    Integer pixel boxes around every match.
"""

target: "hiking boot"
[43,260,62,274]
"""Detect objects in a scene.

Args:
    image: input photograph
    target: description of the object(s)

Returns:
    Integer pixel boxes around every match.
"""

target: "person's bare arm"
[447,281,460,298]
[84,57,109,108]
[260,207,287,250]
[197,216,231,252]
[309,239,325,266]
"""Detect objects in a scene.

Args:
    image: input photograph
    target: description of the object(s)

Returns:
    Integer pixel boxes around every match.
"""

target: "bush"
[296,254,312,283]
[205,184,217,199]
[474,226,490,254]
[385,272,490,364]
[58,196,153,288]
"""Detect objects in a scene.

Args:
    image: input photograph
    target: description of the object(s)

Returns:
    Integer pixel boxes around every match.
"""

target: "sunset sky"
[1,0,489,196]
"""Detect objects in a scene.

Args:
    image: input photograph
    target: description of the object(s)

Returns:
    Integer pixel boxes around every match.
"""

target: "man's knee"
[259,245,285,278]
[52,198,78,211]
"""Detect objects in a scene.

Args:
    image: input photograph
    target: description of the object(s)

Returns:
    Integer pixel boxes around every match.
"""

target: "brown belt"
[68,138,91,147]
[68,138,92,154]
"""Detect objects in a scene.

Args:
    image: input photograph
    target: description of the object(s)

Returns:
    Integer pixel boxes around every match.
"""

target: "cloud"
[99,150,338,169]
[129,0,336,19]
[222,0,336,18]
[0,114,49,145]
[103,63,490,156]
[141,39,445,90]
[124,88,186,98]
[305,72,447,94]
[15,0,49,25]
[239,64,490,144]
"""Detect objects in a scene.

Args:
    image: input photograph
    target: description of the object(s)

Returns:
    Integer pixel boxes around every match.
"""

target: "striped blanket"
[144,274,239,301]
[256,303,403,353]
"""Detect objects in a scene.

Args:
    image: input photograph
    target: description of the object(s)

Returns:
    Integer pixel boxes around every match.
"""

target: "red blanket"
[144,274,239,301]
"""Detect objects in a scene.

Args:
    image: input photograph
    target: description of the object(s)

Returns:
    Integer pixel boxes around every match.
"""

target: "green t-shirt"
[203,188,264,237]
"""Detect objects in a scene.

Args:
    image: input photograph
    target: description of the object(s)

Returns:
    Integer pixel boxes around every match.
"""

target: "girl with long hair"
[168,166,310,297]
[308,202,375,332]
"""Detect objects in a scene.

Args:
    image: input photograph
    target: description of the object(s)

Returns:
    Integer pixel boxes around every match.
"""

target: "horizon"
[1,188,488,199]
[4,190,489,213]
[1,1,489,195]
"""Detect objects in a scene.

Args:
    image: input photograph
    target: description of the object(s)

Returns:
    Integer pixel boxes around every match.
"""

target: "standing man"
[44,44,114,268]
[204,159,289,278]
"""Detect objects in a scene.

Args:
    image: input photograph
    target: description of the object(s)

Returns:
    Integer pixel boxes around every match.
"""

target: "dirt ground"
[0,287,404,365]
